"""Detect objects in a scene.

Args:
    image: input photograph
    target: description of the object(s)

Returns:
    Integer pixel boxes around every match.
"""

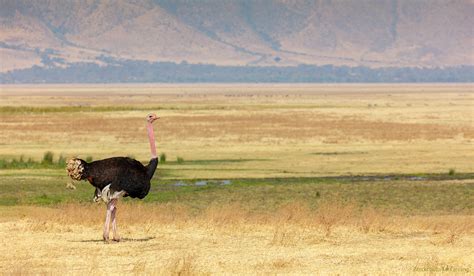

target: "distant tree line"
[1,59,473,83]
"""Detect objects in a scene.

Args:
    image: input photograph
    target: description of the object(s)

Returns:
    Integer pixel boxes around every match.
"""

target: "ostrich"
[66,113,159,242]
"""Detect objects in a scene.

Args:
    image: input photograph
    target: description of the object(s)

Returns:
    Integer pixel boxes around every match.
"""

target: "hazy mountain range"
[1,0,473,74]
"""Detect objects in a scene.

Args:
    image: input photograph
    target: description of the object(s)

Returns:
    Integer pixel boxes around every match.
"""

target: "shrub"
[42,151,54,164]
[85,156,93,162]
[0,153,65,169]
[177,157,185,164]
[160,153,166,163]
[448,168,455,176]
[57,154,66,165]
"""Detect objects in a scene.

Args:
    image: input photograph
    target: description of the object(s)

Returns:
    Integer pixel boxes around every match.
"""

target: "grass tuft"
[166,255,203,276]
[160,153,167,163]
[42,151,54,165]
[0,152,72,170]
[58,154,66,166]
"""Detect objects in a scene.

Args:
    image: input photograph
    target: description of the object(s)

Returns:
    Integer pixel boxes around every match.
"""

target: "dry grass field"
[1,84,473,178]
[0,84,473,274]
[1,204,473,275]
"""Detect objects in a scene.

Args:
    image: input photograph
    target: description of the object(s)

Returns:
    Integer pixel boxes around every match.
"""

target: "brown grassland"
[0,84,473,274]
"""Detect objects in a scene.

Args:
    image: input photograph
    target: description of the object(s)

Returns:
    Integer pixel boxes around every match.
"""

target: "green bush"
[42,151,54,164]
[0,153,63,169]
[57,154,66,165]
[176,157,185,164]
[160,153,167,163]
[448,168,456,176]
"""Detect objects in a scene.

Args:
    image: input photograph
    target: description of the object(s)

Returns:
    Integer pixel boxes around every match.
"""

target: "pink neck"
[147,122,157,159]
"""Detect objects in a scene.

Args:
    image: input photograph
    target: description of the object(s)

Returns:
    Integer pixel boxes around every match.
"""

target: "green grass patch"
[0,152,67,170]
[0,171,472,215]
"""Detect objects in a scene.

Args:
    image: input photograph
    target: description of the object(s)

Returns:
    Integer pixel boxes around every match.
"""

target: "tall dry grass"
[166,255,207,276]
[3,202,473,275]
[9,201,473,237]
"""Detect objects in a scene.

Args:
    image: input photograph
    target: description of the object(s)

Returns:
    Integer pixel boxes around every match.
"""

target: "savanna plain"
[0,84,473,275]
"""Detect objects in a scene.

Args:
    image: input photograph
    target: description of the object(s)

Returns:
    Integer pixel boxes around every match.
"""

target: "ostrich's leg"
[103,200,114,242]
[111,199,120,241]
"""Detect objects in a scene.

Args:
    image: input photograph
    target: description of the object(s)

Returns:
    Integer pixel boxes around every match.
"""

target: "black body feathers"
[79,157,158,199]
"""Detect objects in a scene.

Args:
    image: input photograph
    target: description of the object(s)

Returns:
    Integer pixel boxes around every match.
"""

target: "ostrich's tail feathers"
[66,158,86,180]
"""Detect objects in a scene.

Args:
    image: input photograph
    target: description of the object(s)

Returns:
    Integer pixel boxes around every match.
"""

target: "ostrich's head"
[146,113,159,124]
[66,158,87,181]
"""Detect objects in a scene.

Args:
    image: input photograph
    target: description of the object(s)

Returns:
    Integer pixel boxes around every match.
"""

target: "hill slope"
[0,0,472,72]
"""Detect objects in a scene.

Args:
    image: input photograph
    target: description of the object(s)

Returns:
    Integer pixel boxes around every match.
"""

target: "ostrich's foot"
[112,236,121,242]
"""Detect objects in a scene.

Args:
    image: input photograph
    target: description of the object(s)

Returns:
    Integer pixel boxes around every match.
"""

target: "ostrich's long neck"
[147,122,157,159]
